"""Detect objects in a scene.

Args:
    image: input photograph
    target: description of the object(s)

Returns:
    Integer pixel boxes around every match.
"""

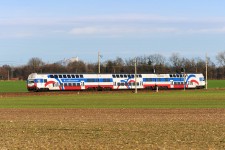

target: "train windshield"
[27,80,34,84]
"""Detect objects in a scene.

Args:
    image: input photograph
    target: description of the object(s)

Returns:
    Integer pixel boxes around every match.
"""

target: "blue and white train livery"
[27,73,205,91]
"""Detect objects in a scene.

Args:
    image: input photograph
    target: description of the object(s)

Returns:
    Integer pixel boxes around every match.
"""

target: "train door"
[81,81,85,90]
[170,80,174,88]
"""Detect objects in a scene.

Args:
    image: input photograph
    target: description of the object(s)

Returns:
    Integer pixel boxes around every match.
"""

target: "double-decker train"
[27,73,205,91]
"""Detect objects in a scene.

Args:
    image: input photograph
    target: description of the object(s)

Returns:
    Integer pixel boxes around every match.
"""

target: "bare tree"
[104,60,116,73]
[216,51,225,66]
[42,63,67,73]
[169,53,183,73]
[216,51,225,79]
[27,57,45,73]
[113,57,125,73]
[67,60,86,73]
[148,54,166,66]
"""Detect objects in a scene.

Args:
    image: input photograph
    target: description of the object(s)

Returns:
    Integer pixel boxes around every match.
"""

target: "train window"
[67,75,71,78]
[68,83,72,86]
[54,75,58,78]
[124,75,127,78]
[125,82,128,86]
[173,74,176,77]
[76,75,79,78]
[116,74,119,78]
[73,83,76,86]
[63,75,67,78]
[128,74,131,78]
[71,75,75,78]
[87,79,98,82]
[80,75,83,78]
[112,74,116,78]
[59,75,62,78]
[117,83,121,86]
[131,75,134,78]
[28,80,34,84]
[120,75,124,78]
[103,78,111,82]
[139,75,142,78]
[121,83,125,86]
[49,75,54,78]
[44,79,47,83]
[64,83,68,86]
[169,74,172,78]
[77,83,80,86]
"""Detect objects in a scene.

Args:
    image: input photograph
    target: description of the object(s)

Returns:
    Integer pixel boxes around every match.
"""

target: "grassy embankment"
[0,90,224,108]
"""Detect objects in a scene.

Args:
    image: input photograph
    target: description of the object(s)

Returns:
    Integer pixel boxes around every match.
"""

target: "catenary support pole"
[135,58,137,94]
[206,53,208,90]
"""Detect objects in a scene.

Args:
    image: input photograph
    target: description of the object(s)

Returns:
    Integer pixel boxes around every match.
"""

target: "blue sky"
[0,0,225,66]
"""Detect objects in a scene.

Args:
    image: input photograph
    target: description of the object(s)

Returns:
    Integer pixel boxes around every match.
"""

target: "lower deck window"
[64,83,81,86]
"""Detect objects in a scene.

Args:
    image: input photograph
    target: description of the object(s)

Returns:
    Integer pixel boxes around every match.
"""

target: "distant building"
[57,57,79,66]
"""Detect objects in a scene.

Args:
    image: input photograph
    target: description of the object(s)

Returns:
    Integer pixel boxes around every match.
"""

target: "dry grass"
[0,109,225,149]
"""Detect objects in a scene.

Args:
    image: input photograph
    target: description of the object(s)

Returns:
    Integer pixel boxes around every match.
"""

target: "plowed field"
[0,108,225,149]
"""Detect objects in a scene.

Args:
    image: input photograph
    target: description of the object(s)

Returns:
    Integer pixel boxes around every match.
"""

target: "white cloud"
[1,14,225,38]
[0,31,34,39]
[1,14,225,26]
[186,26,225,34]
[69,26,180,36]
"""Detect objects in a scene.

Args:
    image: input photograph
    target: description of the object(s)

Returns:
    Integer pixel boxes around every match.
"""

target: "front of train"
[185,73,206,89]
[27,73,38,91]
[27,73,48,91]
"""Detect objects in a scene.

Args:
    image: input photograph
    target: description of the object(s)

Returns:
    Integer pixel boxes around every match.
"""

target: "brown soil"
[0,108,225,149]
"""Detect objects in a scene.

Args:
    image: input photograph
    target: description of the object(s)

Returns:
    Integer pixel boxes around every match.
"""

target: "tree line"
[0,51,225,80]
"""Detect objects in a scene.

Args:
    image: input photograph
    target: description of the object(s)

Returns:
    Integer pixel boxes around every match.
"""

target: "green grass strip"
[0,90,224,108]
